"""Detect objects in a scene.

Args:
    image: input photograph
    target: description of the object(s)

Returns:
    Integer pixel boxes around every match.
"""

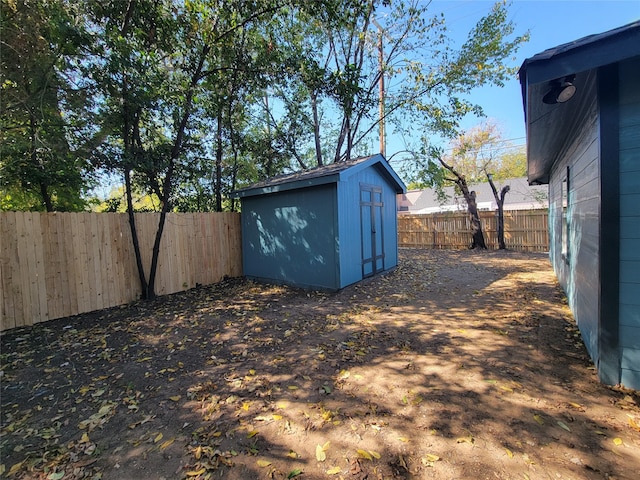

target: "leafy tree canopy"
[2,0,528,213]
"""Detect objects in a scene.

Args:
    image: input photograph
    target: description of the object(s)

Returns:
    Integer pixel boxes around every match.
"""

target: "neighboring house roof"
[232,154,406,198]
[519,21,640,184]
[398,177,548,214]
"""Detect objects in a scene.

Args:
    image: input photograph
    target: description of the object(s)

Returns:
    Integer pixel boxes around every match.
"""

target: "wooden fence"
[398,209,549,252]
[1,209,548,332]
[0,212,242,332]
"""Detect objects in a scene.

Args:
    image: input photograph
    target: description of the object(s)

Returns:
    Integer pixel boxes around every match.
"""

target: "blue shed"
[232,154,406,291]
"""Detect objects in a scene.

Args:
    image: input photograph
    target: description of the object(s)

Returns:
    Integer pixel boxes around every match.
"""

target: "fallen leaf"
[369,450,381,459]
[256,459,272,467]
[8,462,23,476]
[169,396,181,402]
[533,414,544,425]
[628,416,640,432]
[357,449,372,460]
[160,439,174,450]
[326,466,341,475]
[505,448,513,458]
[557,421,571,432]
[154,432,163,443]
[247,430,259,438]
[316,445,327,462]
[613,437,623,446]
[186,468,206,476]
[287,469,303,478]
[286,450,298,458]
[456,436,474,444]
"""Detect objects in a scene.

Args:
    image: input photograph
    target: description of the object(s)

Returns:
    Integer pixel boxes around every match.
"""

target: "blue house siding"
[547,85,602,366]
[240,184,340,290]
[618,56,640,388]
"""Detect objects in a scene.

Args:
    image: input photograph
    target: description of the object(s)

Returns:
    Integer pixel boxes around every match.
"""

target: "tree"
[0,0,94,211]
[85,0,354,299]
[414,122,525,249]
[429,148,488,249]
[269,0,528,166]
[486,172,510,249]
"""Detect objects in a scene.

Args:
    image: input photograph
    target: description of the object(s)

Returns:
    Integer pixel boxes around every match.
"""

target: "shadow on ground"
[1,249,639,479]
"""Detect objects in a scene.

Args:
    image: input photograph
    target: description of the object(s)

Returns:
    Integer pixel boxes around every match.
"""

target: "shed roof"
[519,21,640,184]
[232,154,406,198]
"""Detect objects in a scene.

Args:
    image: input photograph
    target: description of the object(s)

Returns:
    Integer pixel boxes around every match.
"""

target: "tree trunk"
[123,167,149,298]
[487,173,510,249]
[215,105,223,212]
[467,191,487,249]
[39,182,54,212]
[497,206,505,249]
[438,156,487,249]
[311,91,323,166]
[147,44,209,299]
[29,112,54,212]
[120,71,150,299]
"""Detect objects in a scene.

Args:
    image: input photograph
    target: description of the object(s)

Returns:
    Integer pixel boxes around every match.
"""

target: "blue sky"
[389,0,640,161]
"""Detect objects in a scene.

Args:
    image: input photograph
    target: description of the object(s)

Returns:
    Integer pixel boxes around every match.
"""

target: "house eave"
[519,21,640,185]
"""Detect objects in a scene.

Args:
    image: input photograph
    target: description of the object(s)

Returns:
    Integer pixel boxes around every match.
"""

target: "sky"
[387,0,640,165]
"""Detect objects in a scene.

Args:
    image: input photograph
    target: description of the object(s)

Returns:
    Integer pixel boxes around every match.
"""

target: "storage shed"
[233,154,406,291]
[518,21,640,389]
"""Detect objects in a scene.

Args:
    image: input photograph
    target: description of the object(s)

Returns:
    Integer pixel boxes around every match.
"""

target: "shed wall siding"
[241,184,339,290]
[337,166,400,288]
[548,77,601,366]
[618,56,640,389]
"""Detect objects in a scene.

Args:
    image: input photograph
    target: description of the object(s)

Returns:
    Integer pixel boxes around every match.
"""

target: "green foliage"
[0,0,94,211]
[95,185,160,213]
[1,0,528,213]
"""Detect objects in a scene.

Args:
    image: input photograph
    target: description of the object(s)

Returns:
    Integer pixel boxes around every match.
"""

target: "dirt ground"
[1,248,639,480]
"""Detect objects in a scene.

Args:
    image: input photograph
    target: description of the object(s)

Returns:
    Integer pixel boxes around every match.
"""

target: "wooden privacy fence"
[398,209,549,252]
[0,212,242,332]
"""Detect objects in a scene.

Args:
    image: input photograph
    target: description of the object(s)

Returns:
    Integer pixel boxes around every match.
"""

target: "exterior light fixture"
[543,75,577,104]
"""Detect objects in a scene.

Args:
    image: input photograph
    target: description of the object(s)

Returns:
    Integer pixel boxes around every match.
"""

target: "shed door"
[360,185,385,278]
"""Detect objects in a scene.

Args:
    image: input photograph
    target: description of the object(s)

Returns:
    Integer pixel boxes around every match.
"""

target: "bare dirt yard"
[1,248,639,480]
